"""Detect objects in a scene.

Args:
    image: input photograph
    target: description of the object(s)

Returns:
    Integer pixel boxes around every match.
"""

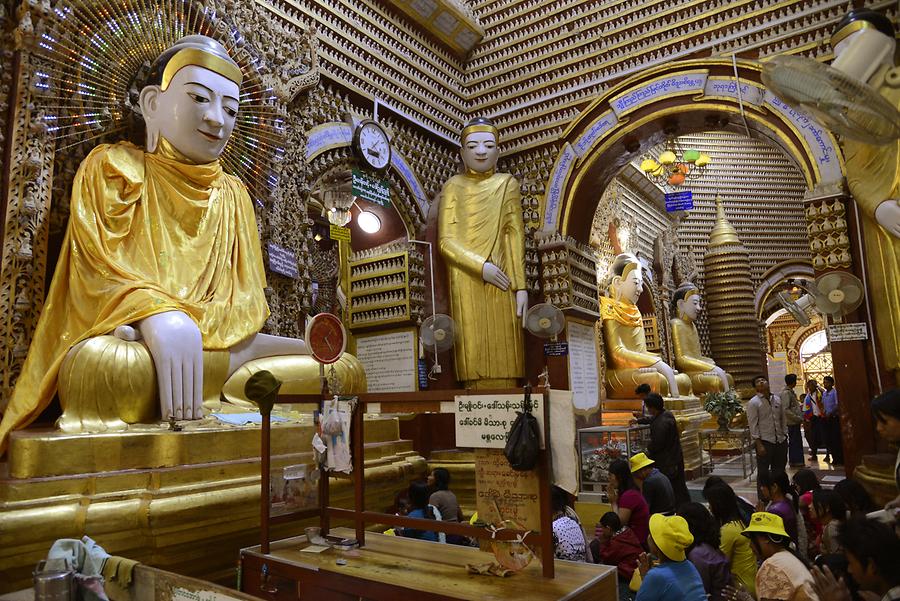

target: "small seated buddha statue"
[669,283,734,395]
[0,36,363,453]
[601,253,692,399]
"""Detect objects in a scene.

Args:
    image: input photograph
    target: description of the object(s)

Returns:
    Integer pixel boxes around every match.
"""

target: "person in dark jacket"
[636,393,689,505]
[678,502,733,601]
[630,452,675,515]
[593,511,643,601]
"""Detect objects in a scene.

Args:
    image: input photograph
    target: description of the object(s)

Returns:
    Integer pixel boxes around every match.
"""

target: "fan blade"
[813,293,841,316]
[817,273,843,294]
[841,284,862,305]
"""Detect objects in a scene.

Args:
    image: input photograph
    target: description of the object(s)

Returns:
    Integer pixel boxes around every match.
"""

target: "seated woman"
[810,489,847,555]
[428,467,463,522]
[792,468,822,559]
[593,511,643,601]
[551,486,587,562]
[757,472,800,546]
[634,514,707,601]
[601,459,650,546]
[677,503,733,601]
[703,482,757,598]
[398,481,438,542]
[833,478,877,518]
[737,512,817,601]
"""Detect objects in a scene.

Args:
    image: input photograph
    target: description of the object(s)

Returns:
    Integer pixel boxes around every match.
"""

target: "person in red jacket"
[592,511,643,601]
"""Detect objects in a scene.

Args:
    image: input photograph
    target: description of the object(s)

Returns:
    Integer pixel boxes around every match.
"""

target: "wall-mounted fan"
[761,55,900,144]
[809,272,865,323]
[420,313,456,377]
[525,303,566,341]
[777,291,811,327]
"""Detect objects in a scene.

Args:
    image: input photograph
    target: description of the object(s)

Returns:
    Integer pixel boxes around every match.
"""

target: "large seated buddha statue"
[0,36,362,453]
[601,253,691,399]
[669,282,734,396]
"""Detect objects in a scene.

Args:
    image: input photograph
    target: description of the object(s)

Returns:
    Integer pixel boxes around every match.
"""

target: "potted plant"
[704,390,743,431]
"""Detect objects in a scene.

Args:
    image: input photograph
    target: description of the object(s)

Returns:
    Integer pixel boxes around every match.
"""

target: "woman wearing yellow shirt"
[705,482,757,597]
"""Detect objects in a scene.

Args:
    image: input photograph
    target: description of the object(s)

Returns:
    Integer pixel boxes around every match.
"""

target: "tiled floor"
[687,442,846,504]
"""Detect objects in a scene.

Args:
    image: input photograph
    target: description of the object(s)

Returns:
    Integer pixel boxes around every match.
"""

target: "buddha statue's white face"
[677,294,702,321]
[140,65,239,163]
[460,131,499,174]
[614,265,643,304]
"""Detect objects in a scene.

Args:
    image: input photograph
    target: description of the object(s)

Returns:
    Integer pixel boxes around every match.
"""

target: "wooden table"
[240,528,616,601]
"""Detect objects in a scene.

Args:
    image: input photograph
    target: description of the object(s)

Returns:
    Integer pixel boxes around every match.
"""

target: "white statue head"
[608,253,643,305]
[672,283,702,322]
[139,35,242,163]
[830,9,896,83]
[460,117,499,175]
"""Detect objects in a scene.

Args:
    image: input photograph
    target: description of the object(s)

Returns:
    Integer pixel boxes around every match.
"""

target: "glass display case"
[578,425,650,497]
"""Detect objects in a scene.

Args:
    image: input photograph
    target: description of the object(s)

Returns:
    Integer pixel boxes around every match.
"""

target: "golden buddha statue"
[831,10,900,380]
[601,253,691,398]
[438,117,528,389]
[0,36,362,453]
[669,282,734,396]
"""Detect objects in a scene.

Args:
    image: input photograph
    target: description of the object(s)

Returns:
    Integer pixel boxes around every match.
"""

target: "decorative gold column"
[703,196,766,393]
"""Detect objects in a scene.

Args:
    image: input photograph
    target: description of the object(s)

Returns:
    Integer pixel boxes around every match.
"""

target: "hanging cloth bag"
[503,388,540,471]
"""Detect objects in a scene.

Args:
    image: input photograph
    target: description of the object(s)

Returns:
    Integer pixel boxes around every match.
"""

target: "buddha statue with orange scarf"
[0,36,363,453]
[601,253,691,398]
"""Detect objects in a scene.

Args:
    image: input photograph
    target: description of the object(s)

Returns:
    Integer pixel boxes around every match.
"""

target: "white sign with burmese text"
[354,330,417,392]
[449,394,547,449]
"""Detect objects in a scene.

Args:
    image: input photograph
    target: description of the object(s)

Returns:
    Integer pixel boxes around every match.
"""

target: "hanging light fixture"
[357,210,382,234]
[639,138,710,189]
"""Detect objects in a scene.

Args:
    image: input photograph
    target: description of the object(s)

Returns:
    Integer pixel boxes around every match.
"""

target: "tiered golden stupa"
[703,196,767,393]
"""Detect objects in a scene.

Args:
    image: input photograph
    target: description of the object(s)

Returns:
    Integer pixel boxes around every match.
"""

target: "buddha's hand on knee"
[138,311,203,421]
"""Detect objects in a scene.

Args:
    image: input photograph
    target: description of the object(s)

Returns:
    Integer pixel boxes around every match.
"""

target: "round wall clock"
[352,119,392,171]
[305,312,347,365]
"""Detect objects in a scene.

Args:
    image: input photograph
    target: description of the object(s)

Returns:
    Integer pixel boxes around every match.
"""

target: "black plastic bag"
[503,390,540,471]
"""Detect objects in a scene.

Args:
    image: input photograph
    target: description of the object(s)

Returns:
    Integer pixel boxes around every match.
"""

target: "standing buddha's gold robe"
[670,317,734,395]
[601,296,691,398]
[0,140,270,453]
[438,171,525,384]
[842,66,900,376]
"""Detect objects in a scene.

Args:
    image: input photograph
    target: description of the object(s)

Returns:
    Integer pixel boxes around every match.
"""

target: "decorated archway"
[541,58,844,240]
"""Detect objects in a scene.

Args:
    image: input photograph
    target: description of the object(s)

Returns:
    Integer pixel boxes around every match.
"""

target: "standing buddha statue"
[601,253,692,398]
[669,282,734,395]
[0,35,363,454]
[830,10,900,381]
[438,117,528,389]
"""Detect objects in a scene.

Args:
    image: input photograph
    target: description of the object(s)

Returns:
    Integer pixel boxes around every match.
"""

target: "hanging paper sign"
[267,243,299,279]
[329,224,351,243]
[664,190,693,212]
[827,323,868,342]
[543,342,569,356]
[351,169,391,207]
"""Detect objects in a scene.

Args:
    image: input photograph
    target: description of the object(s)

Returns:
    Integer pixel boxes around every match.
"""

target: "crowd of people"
[546,387,900,601]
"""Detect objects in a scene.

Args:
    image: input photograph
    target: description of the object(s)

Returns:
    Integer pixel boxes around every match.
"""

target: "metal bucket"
[33,562,76,601]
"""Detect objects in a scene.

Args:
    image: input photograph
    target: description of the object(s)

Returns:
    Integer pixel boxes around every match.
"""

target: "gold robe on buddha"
[601,296,691,398]
[670,317,734,395]
[0,140,270,453]
[438,171,525,384]
[842,67,900,376]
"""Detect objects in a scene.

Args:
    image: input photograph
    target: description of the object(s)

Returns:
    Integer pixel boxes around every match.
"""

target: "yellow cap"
[649,514,693,561]
[741,512,790,539]
[629,452,655,473]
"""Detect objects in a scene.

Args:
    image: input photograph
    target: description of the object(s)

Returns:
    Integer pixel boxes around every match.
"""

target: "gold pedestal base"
[0,418,425,592]
[855,452,899,507]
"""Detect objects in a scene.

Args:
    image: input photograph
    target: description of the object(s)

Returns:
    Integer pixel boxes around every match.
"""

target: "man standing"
[636,393,690,506]
[782,374,804,467]
[630,452,675,515]
[803,379,825,461]
[747,376,788,477]
[822,376,844,465]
